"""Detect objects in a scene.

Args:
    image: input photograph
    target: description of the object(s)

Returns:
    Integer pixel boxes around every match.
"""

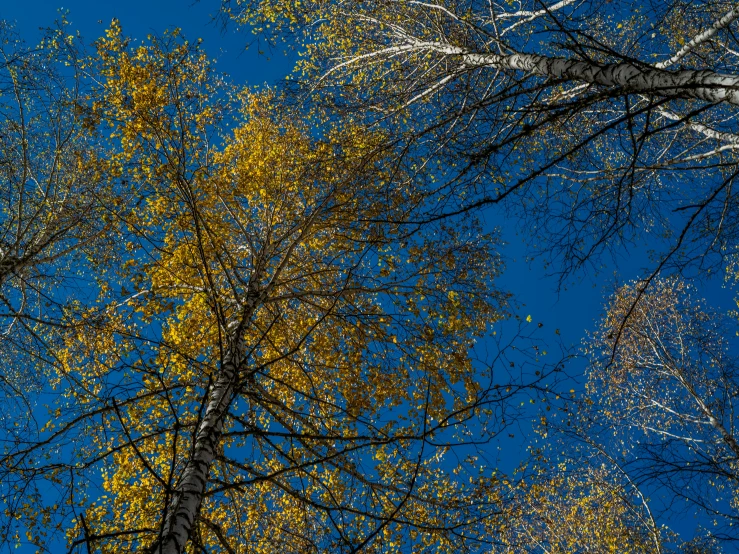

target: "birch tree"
[0,23,560,554]
[0,21,115,530]
[566,277,739,546]
[501,464,664,553]
[0,23,111,343]
[223,0,739,283]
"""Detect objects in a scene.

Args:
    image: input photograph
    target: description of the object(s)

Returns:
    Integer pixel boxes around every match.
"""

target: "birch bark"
[153,341,241,554]
[410,41,739,105]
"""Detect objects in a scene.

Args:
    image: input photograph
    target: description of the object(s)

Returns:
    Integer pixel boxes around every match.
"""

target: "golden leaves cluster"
[35,21,512,553]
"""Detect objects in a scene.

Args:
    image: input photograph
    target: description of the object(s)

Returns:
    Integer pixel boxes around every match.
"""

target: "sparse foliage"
[567,278,739,546]
[223,0,739,283]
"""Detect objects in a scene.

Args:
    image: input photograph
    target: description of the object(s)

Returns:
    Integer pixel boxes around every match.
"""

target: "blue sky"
[1,0,294,84]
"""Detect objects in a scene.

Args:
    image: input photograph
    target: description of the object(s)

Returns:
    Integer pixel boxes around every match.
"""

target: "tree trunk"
[414,41,739,105]
[153,342,241,554]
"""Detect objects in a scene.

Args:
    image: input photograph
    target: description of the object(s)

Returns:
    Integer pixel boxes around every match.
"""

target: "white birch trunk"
[412,41,739,105]
[655,5,739,69]
[153,341,241,554]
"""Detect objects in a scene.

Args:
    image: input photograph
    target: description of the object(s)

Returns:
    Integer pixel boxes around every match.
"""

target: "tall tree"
[223,0,739,283]
[575,277,739,543]
[0,21,117,549]
[0,21,111,362]
[520,277,739,550]
[0,22,560,554]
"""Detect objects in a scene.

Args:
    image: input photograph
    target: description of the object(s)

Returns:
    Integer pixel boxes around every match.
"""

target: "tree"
[0,21,111,356]
[215,3,739,544]
[223,0,739,284]
[565,277,739,545]
[0,22,562,554]
[501,463,663,553]
[0,21,118,548]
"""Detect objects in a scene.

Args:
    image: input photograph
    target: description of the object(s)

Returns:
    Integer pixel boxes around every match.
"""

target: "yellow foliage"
[22,21,510,554]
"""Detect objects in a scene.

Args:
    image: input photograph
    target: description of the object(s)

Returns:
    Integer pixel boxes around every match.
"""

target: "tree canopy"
[2,0,739,552]
[0,21,550,554]
[225,0,739,283]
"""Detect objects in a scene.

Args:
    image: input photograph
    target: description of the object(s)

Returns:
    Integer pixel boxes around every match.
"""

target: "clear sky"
[1,0,294,85]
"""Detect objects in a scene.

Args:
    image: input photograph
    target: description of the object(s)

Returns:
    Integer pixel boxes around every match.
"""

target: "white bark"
[656,5,739,69]
[409,40,739,105]
[657,106,739,144]
[497,0,578,19]
[152,225,304,552]
[154,341,241,554]
[500,0,579,36]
